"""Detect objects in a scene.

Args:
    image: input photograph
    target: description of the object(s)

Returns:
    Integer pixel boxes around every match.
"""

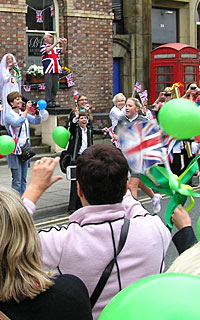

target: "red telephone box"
[150,43,199,104]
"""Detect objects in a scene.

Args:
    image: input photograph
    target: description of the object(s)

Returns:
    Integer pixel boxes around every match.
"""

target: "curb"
[34,202,68,220]
[0,152,61,166]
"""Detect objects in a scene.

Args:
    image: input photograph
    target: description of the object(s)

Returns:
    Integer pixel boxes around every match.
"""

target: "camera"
[22,97,39,115]
[22,96,37,107]
[66,165,76,181]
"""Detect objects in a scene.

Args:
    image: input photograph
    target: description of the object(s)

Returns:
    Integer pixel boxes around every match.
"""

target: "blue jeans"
[11,161,28,195]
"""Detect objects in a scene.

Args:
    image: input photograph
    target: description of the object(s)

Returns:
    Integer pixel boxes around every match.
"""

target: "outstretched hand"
[171,205,192,230]
[22,157,63,204]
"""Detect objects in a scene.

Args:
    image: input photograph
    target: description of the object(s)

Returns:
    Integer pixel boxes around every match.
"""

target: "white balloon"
[40,109,49,121]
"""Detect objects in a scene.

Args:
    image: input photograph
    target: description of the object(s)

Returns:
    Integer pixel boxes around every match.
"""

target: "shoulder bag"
[17,122,35,163]
[90,218,130,308]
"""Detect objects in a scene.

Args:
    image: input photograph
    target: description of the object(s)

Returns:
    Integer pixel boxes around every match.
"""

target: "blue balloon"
[40,109,49,121]
[37,99,47,110]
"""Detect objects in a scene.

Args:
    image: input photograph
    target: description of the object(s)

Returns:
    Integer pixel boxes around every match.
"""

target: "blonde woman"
[68,94,93,125]
[0,53,21,126]
[0,188,92,319]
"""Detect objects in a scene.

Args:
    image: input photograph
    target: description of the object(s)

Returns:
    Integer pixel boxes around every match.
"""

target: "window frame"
[26,0,59,68]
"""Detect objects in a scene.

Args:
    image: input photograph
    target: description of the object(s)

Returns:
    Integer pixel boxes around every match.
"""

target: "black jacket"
[60,121,102,173]
[0,274,93,320]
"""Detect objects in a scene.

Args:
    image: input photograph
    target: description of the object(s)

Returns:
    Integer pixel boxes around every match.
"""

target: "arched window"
[197,2,200,51]
[26,0,58,67]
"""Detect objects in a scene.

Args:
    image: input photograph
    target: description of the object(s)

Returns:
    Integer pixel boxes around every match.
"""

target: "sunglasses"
[164,93,171,97]
[190,86,197,90]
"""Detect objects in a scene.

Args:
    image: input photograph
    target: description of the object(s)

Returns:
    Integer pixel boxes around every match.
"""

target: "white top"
[78,127,88,154]
[109,105,126,129]
[10,109,29,146]
[0,53,21,126]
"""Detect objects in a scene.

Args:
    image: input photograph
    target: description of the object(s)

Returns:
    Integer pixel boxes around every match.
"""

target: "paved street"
[141,178,200,270]
[1,154,200,271]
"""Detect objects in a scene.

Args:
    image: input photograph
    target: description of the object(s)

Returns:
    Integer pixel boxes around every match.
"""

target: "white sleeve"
[38,225,68,271]
[23,198,36,216]
[23,197,66,271]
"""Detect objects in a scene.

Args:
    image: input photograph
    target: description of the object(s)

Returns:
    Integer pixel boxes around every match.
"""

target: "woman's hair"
[77,144,128,205]
[127,97,142,109]
[7,91,22,106]
[74,94,93,121]
[186,82,198,90]
[166,242,200,276]
[77,95,88,106]
[0,53,19,87]
[0,188,54,302]
[112,93,126,104]
[164,87,171,93]
[6,54,13,65]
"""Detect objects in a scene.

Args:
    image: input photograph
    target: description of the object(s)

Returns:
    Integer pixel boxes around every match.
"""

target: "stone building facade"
[113,0,200,100]
[0,0,113,113]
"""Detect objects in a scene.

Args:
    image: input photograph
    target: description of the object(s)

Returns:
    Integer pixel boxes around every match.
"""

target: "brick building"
[0,0,113,113]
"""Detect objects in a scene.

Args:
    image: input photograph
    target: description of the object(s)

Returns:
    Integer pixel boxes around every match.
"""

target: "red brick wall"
[71,0,112,13]
[0,12,26,70]
[0,0,113,113]
[66,16,113,112]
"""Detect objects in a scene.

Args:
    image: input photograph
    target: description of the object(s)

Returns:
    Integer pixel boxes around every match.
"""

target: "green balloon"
[98,273,200,320]
[52,126,70,148]
[158,98,200,139]
[0,135,15,155]
[196,216,200,240]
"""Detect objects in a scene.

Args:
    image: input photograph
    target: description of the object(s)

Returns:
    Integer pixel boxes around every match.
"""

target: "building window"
[184,65,197,90]
[155,65,174,97]
[26,0,58,67]
[152,7,178,49]
[112,0,124,34]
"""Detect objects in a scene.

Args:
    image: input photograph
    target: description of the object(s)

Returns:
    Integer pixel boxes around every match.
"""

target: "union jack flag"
[36,10,43,23]
[108,127,121,149]
[40,44,62,74]
[162,134,177,164]
[66,73,75,87]
[8,125,22,155]
[23,85,31,92]
[134,81,142,93]
[38,83,46,91]
[73,89,79,105]
[118,120,166,173]
[50,5,55,16]
[139,90,148,104]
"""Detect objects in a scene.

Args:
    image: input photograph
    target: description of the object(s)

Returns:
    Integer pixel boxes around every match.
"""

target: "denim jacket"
[5,111,41,169]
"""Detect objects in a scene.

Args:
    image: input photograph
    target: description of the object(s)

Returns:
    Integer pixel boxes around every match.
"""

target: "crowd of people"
[0,41,200,317]
[0,143,198,319]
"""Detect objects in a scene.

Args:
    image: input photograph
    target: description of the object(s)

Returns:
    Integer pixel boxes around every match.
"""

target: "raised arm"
[172,205,197,254]
[22,157,63,204]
